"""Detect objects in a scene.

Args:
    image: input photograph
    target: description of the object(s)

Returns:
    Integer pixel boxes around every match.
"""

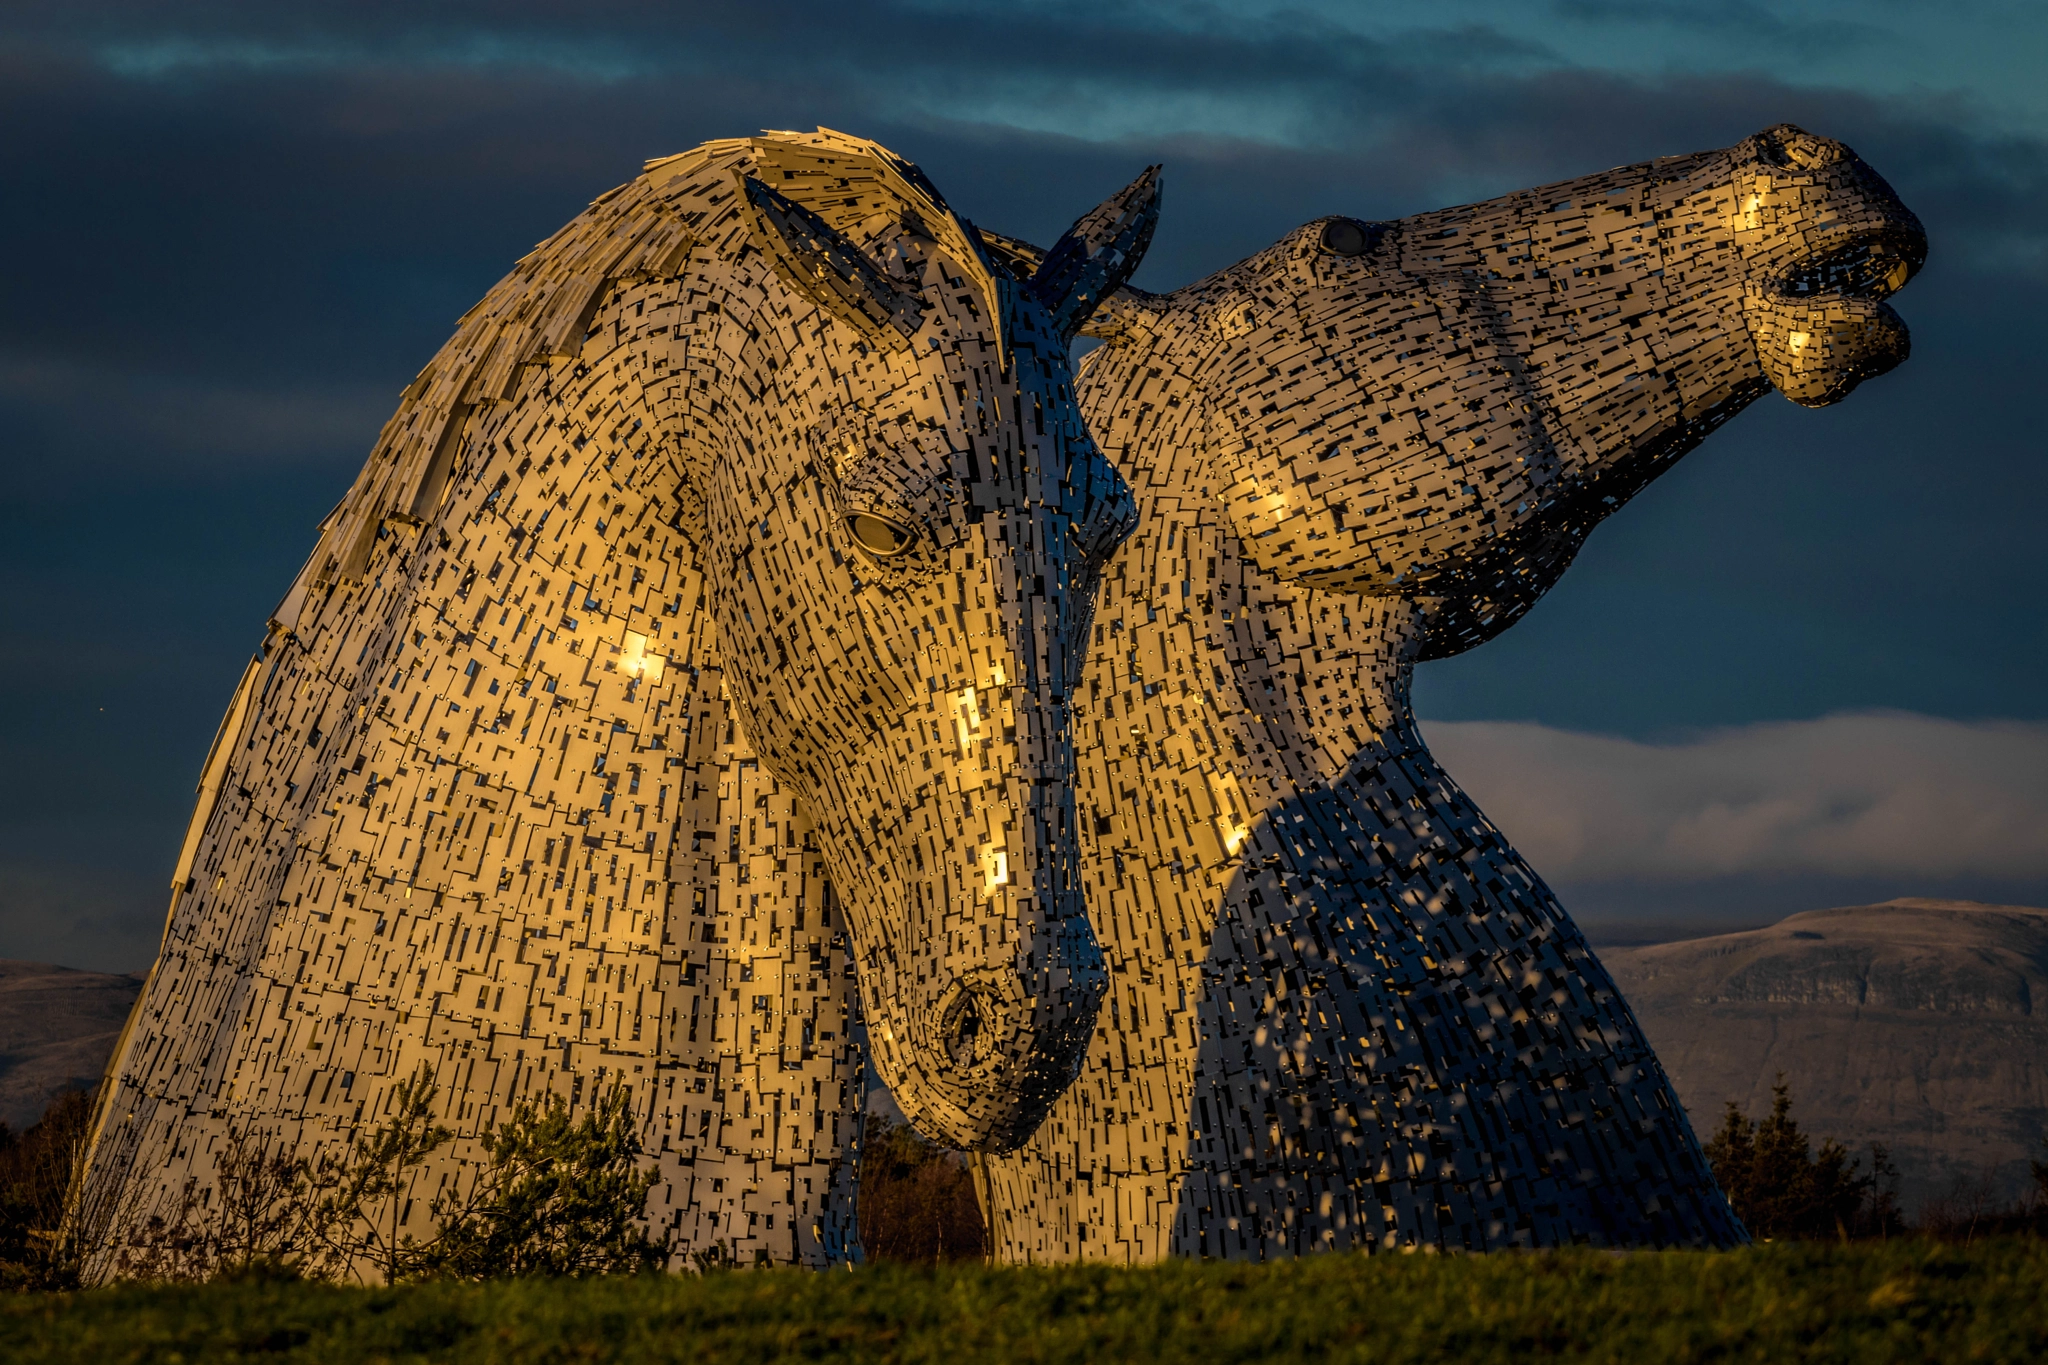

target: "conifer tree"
[1704,1074,1895,1240]
[419,1080,665,1278]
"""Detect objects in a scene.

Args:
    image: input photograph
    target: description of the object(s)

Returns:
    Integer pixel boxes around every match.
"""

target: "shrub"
[1914,1138,2048,1241]
[417,1080,666,1279]
[96,1071,446,1284]
[88,1069,665,1286]
[106,1120,333,1283]
[856,1118,985,1263]
[0,1088,95,1290]
[306,1063,455,1282]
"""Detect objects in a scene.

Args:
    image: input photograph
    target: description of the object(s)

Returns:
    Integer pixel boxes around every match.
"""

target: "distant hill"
[0,959,142,1130]
[1605,899,2048,1212]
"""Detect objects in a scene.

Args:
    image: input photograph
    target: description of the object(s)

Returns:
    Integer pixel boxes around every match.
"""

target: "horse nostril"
[1755,125,1844,172]
[942,992,985,1067]
[1320,219,1381,258]
[1782,134,1845,171]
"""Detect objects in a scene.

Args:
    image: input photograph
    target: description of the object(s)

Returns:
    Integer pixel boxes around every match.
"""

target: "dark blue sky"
[3,1,2043,969]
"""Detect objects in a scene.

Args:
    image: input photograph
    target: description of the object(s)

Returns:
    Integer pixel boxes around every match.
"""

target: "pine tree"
[311,1064,454,1282]
[1704,1074,1892,1240]
[418,1081,665,1278]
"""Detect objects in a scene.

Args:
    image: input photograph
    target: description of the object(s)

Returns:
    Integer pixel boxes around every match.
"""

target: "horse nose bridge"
[872,677,1101,1143]
[956,502,1090,689]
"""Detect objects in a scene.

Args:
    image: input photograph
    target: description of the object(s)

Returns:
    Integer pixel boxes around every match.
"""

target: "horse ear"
[1028,166,1162,342]
[974,228,1046,279]
[1076,288,1167,344]
[738,174,925,349]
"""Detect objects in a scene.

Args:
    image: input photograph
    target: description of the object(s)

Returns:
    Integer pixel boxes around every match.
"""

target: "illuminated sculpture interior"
[975,123,1924,1257]
[76,130,1155,1276]
[77,122,1923,1274]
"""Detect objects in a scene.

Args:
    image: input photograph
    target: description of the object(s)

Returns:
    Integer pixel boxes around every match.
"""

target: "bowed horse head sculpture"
[77,128,1157,1273]
[973,124,1924,1257]
[701,150,1156,1149]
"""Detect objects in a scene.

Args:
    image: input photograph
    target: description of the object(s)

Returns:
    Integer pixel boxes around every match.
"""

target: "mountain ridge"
[1604,898,2048,1210]
[0,958,144,1131]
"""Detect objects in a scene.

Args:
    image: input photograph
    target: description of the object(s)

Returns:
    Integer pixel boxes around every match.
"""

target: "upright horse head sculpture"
[77,130,1153,1277]
[977,126,1925,1257]
[1181,122,1921,656]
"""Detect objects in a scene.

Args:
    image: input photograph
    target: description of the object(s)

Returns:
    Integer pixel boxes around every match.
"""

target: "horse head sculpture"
[973,125,1924,1257]
[1029,123,1925,661]
[693,153,1156,1149]
[75,130,1154,1279]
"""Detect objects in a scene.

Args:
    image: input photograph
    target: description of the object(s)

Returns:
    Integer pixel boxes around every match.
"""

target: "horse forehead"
[819,360,1096,482]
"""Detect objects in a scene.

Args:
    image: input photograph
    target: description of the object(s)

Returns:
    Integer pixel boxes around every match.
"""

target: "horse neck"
[1077,332,1428,802]
[467,280,727,720]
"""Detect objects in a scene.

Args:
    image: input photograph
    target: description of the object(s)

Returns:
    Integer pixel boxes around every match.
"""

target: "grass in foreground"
[4,1239,2045,1365]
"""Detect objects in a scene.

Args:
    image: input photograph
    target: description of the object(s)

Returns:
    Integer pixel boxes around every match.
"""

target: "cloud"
[0,358,391,477]
[1550,0,1890,55]
[1422,712,2048,883]
[0,0,2042,969]
[0,844,173,974]
[4,19,2041,415]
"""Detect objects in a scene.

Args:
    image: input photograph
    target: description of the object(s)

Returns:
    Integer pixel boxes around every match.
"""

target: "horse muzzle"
[1745,283,1912,408]
[855,688,1107,1152]
[1732,127,1927,409]
[901,913,1105,1151]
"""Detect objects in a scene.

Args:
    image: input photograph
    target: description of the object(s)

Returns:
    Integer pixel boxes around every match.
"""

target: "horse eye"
[1320,219,1375,257]
[848,512,916,557]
